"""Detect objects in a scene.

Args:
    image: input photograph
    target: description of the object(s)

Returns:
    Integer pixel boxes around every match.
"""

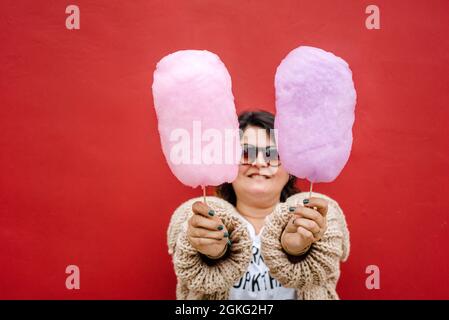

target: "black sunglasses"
[241,144,281,167]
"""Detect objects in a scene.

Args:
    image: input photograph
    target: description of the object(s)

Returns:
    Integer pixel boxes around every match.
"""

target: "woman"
[167,110,350,300]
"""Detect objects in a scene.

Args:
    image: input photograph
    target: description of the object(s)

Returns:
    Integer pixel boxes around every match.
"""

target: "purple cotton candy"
[152,50,240,188]
[275,46,356,183]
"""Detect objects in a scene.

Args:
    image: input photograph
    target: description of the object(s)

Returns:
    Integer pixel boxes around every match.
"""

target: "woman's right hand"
[187,201,230,259]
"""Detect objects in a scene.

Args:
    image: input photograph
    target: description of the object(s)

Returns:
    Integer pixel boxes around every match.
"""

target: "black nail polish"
[303,199,310,205]
[217,225,224,231]
[288,206,296,212]
[227,239,232,246]
[224,231,229,238]
[208,209,215,217]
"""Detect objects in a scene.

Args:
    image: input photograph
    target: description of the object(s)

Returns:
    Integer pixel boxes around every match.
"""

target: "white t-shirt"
[228,216,296,300]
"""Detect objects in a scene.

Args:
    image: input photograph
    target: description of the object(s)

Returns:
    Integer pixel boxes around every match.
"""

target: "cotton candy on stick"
[152,50,241,203]
[275,46,356,199]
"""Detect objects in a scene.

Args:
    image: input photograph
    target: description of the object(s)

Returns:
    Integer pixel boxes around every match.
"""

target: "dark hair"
[215,110,300,206]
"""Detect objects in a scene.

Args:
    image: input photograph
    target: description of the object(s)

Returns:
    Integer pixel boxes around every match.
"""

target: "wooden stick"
[202,185,207,205]
[309,181,314,199]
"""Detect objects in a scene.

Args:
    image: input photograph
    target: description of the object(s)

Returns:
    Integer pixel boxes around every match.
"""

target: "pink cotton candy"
[274,46,356,183]
[152,50,241,188]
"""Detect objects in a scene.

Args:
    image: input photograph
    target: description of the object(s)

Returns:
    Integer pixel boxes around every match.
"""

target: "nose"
[251,150,269,168]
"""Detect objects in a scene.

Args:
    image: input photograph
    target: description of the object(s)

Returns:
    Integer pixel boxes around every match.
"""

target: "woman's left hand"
[281,197,329,255]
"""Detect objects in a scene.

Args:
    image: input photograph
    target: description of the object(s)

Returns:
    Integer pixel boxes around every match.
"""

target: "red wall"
[1,0,448,299]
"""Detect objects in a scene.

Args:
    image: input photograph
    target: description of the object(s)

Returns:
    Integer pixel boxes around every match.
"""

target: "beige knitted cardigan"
[167,191,350,300]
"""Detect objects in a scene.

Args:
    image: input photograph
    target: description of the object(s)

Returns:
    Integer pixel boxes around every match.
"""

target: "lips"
[247,173,271,179]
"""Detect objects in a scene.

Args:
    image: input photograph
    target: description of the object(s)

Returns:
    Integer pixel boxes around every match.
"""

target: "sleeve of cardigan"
[167,196,253,295]
[260,192,350,292]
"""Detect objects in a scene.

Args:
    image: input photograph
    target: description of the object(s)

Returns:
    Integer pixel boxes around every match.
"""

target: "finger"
[284,216,299,234]
[190,214,225,232]
[294,218,320,234]
[293,206,325,229]
[192,201,216,218]
[189,227,229,240]
[303,197,328,217]
[297,226,315,242]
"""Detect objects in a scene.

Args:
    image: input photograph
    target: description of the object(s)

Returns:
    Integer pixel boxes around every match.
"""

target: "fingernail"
[227,239,232,246]
[208,209,215,217]
[303,199,309,205]
[217,225,224,231]
[288,206,296,212]
[224,231,229,238]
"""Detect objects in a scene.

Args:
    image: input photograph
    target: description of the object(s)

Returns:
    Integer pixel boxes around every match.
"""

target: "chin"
[245,183,272,196]
[233,174,283,201]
